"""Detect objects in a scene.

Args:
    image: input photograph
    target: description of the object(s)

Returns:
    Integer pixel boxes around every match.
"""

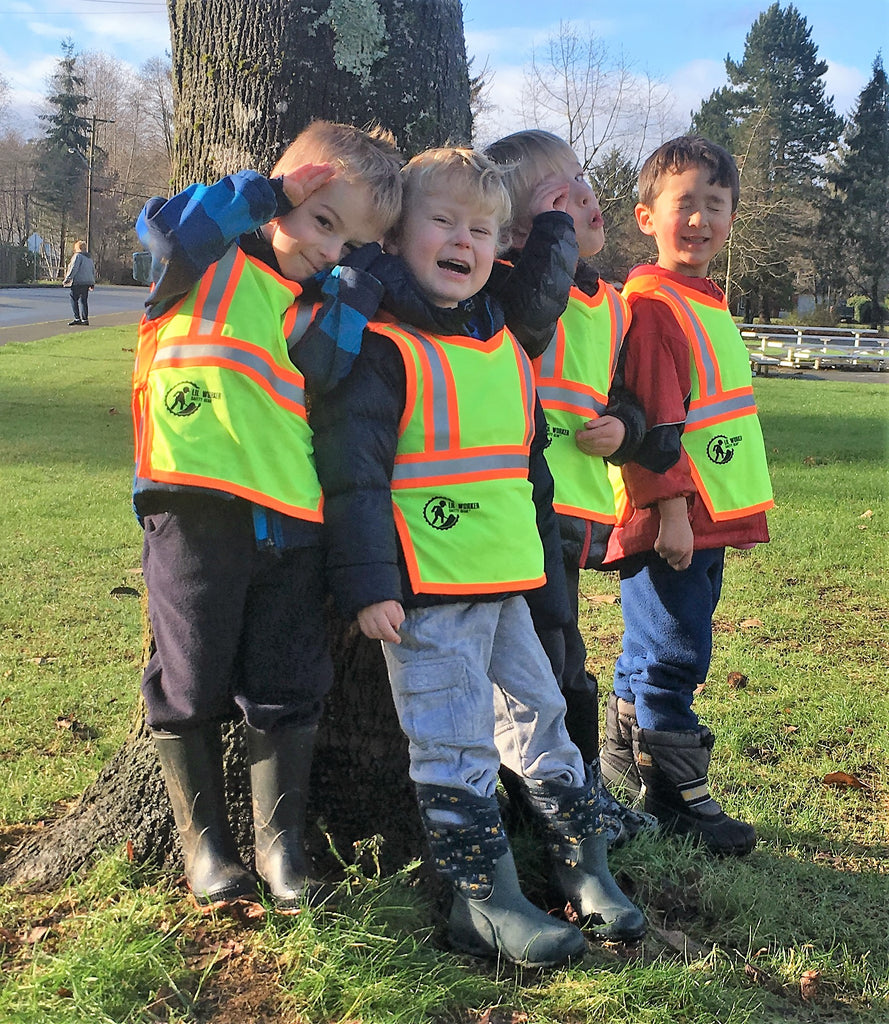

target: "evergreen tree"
[33,40,92,274]
[692,4,842,319]
[826,55,889,327]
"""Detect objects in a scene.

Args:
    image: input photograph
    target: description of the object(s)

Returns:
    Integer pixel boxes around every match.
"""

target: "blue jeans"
[382,597,584,798]
[612,548,725,732]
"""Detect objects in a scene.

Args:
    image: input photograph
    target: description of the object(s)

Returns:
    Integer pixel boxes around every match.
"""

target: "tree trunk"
[168,0,472,186]
[2,0,469,891]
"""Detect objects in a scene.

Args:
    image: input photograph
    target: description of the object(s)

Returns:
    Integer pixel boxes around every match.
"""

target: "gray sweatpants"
[382,596,584,798]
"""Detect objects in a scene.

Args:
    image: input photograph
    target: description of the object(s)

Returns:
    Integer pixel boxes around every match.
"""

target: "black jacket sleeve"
[486,211,579,358]
[523,397,572,630]
[310,332,405,619]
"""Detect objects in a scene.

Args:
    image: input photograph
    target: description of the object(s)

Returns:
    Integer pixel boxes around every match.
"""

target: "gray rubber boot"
[417,785,585,967]
[246,723,328,912]
[599,694,643,800]
[152,726,259,907]
[519,769,646,941]
[633,725,757,856]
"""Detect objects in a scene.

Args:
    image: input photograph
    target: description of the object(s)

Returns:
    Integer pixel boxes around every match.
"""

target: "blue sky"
[0,0,883,137]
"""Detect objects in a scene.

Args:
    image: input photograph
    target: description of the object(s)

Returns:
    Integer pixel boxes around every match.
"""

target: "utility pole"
[85,115,114,254]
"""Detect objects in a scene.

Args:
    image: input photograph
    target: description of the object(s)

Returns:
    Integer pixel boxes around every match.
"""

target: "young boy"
[133,121,403,913]
[484,130,655,848]
[312,148,644,967]
[599,136,773,856]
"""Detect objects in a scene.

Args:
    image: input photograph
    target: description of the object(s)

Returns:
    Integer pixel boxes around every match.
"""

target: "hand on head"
[280,163,335,208]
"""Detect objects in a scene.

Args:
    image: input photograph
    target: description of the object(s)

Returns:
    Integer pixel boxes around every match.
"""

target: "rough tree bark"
[168,0,473,185]
[0,0,472,891]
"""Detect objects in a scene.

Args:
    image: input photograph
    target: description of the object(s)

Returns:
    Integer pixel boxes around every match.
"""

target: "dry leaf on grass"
[585,593,620,605]
[55,715,98,740]
[821,771,868,790]
[739,618,763,628]
[800,968,822,1001]
[727,671,748,689]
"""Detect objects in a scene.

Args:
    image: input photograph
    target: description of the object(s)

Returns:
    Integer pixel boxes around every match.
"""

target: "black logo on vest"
[423,496,480,530]
[164,380,219,417]
[706,434,741,465]
[544,423,570,449]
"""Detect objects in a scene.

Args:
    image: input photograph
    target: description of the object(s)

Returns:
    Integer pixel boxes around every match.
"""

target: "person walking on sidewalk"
[63,240,96,325]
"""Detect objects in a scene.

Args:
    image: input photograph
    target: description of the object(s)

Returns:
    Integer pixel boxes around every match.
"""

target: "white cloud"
[667,58,727,126]
[824,60,867,118]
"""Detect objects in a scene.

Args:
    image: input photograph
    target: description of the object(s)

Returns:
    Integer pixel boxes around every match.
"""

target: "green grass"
[1,329,887,1022]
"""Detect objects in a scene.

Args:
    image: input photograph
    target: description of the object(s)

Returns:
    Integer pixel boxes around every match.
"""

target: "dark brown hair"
[638,136,740,211]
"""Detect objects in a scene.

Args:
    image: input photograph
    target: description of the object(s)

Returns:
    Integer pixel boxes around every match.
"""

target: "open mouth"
[437,259,470,275]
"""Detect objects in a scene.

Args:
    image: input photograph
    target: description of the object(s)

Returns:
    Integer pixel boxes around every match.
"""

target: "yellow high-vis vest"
[132,244,323,520]
[533,280,629,524]
[622,273,774,521]
[369,319,545,595]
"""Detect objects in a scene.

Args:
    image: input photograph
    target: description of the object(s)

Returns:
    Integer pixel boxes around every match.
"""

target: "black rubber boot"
[632,725,757,856]
[518,769,646,941]
[152,726,259,908]
[599,694,643,800]
[246,723,329,913]
[417,785,585,967]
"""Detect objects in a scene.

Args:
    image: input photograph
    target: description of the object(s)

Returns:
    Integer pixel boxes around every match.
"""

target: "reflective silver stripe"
[193,245,240,334]
[686,392,756,426]
[394,323,452,452]
[514,341,536,445]
[286,302,315,351]
[659,284,718,394]
[605,288,625,375]
[392,449,529,482]
[158,343,306,405]
[537,324,560,377]
[537,383,606,417]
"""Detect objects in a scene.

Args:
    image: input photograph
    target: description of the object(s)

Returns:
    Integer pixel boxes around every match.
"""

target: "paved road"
[0,285,148,346]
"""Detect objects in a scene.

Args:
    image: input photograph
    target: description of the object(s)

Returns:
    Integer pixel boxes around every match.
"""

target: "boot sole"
[448,932,586,968]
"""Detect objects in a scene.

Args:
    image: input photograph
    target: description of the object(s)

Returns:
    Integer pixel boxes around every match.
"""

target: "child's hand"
[576,415,625,457]
[281,163,334,207]
[527,175,571,218]
[654,497,694,571]
[358,600,405,643]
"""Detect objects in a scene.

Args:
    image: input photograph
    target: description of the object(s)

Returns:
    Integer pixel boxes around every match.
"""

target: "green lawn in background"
[1,328,886,1023]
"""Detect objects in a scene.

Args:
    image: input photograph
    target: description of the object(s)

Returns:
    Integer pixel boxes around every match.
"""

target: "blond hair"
[484,130,577,234]
[393,147,512,246]
[73,240,88,253]
[272,120,404,233]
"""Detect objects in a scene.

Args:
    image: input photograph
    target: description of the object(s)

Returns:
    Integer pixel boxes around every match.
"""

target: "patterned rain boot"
[518,768,646,941]
[417,785,586,967]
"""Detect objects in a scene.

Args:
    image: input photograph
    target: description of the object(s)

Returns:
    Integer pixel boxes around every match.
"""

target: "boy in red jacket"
[600,136,773,856]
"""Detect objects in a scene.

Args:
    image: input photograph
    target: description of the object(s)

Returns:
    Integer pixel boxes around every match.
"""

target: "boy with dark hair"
[312,147,644,968]
[599,135,773,856]
[133,120,403,914]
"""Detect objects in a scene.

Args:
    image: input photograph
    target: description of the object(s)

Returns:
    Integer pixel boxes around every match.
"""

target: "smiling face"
[264,176,385,282]
[636,165,736,278]
[389,188,500,308]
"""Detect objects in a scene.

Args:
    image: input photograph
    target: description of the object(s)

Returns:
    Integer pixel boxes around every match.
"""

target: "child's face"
[266,177,384,282]
[635,166,736,278]
[389,188,500,308]
[552,153,605,260]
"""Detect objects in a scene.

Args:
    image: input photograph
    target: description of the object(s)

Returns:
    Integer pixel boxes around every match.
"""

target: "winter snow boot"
[246,722,329,912]
[417,785,585,967]
[152,725,260,909]
[518,768,646,941]
[632,724,757,856]
[599,693,643,800]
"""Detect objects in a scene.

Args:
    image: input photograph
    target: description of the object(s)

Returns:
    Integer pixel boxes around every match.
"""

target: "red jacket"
[603,264,769,565]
